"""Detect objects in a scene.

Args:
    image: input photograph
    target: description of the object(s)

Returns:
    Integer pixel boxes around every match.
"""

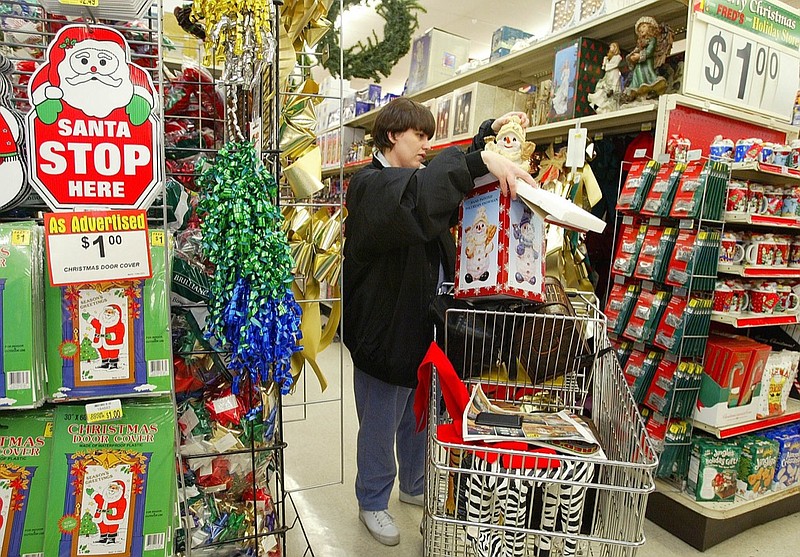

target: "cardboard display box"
[455,180,545,301]
[548,37,608,122]
[490,26,533,61]
[406,28,470,95]
[448,83,516,143]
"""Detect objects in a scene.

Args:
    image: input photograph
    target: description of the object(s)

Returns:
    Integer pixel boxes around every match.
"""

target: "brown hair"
[372,97,435,152]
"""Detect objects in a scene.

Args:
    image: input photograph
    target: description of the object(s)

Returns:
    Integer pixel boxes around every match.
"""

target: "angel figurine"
[623,16,674,102]
[483,116,536,173]
[587,42,623,114]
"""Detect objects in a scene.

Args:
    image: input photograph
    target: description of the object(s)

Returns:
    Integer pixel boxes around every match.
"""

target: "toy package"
[0,408,53,556]
[653,295,687,352]
[688,437,740,502]
[46,231,171,401]
[0,221,46,409]
[44,400,176,557]
[633,226,665,281]
[759,428,800,491]
[623,289,670,345]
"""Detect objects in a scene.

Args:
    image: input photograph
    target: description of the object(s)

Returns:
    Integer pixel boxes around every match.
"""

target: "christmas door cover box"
[0,409,53,557]
[46,232,170,401]
[44,400,175,557]
[0,221,46,409]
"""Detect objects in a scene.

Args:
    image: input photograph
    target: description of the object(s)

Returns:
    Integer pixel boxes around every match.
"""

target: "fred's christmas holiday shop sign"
[26,24,161,211]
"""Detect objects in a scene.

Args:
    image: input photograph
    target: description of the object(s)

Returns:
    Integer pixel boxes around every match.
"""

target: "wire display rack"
[424,289,657,557]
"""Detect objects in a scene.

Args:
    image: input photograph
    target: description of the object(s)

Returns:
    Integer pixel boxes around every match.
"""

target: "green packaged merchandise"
[0,409,53,556]
[0,222,46,409]
[44,400,176,557]
[737,436,779,500]
[687,438,740,502]
[46,231,171,401]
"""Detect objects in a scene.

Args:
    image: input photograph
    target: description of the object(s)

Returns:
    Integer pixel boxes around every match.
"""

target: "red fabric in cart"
[415,342,559,469]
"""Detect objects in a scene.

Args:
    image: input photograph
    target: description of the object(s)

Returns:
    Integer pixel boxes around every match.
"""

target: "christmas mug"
[749,286,790,315]
[762,186,784,216]
[789,241,800,268]
[745,238,779,266]
[725,181,749,213]
[776,284,800,313]
[747,183,766,214]
[713,281,749,313]
[719,233,745,264]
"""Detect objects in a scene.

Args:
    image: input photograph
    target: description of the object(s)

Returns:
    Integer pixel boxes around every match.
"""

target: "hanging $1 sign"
[685,0,800,121]
[25,24,161,211]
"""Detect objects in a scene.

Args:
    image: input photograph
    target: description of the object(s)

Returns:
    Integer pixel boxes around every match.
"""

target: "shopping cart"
[423,286,658,557]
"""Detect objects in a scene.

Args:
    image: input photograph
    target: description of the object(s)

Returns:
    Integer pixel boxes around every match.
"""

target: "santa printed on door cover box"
[45,401,174,557]
[455,181,545,301]
[46,235,170,401]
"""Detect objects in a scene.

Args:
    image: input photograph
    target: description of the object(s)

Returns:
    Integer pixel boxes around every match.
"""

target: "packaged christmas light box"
[44,399,176,557]
[0,408,54,557]
[46,231,171,401]
[0,221,47,409]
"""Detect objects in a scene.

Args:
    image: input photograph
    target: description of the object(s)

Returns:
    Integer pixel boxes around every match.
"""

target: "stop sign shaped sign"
[26,24,161,211]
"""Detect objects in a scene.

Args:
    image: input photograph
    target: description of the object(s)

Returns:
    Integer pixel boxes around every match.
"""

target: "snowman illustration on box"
[513,207,540,285]
[0,53,28,210]
[462,207,496,283]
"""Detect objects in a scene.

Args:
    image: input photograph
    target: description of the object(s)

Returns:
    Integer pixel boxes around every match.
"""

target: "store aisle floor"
[283,342,800,557]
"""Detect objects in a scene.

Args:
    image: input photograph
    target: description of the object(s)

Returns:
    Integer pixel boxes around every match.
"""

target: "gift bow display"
[283,206,346,391]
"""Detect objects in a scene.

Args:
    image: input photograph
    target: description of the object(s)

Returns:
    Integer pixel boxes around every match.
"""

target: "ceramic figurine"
[551,59,572,116]
[587,42,623,114]
[483,116,536,173]
[623,16,673,102]
[535,80,552,126]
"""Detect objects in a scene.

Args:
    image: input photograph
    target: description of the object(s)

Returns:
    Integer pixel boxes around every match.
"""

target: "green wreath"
[321,0,426,82]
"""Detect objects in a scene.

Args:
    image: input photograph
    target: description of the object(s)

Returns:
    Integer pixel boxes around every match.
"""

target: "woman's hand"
[480,151,538,199]
[491,111,530,133]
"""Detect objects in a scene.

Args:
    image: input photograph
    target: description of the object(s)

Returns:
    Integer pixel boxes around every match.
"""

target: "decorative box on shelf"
[434,93,454,143]
[490,26,533,61]
[449,83,516,143]
[406,27,470,95]
[547,37,608,122]
[550,0,630,35]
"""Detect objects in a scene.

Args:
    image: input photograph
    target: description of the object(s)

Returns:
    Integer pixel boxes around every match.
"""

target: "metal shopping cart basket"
[423,283,658,557]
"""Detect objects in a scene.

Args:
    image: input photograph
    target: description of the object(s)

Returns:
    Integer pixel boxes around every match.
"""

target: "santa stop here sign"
[25,24,161,211]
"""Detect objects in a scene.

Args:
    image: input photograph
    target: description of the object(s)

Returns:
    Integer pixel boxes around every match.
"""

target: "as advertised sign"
[685,0,800,121]
[26,24,161,211]
[44,210,153,286]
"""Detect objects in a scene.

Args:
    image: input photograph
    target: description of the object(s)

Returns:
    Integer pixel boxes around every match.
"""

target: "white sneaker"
[359,509,400,546]
[399,491,424,506]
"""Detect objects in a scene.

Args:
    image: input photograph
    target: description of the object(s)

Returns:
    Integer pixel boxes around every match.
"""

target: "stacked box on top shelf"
[547,37,608,122]
[45,231,171,401]
[406,28,470,95]
[0,221,46,409]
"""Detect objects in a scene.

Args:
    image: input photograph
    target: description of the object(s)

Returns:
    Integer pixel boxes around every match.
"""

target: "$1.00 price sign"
[86,399,123,423]
[44,209,153,286]
[685,3,800,121]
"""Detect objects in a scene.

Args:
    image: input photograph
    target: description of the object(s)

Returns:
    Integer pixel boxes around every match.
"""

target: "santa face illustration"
[29,25,155,126]
[61,41,133,118]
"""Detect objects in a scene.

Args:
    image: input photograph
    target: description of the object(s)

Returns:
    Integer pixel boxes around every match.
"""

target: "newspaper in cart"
[463,384,606,458]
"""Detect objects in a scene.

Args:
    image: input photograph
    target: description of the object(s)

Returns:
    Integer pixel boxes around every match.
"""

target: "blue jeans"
[354,368,426,511]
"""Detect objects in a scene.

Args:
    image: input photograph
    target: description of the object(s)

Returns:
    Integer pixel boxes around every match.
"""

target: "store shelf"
[525,103,658,145]
[731,161,800,184]
[711,310,799,328]
[692,399,800,439]
[717,264,800,279]
[343,0,690,131]
[321,138,472,177]
[723,212,800,229]
[647,480,800,550]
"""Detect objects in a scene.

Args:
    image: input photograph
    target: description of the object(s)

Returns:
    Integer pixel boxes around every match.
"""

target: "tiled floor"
[282,342,800,556]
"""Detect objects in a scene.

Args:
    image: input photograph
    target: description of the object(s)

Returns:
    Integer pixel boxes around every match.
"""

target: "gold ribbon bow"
[280,80,320,164]
[278,0,334,89]
[536,144,567,187]
[283,206,347,391]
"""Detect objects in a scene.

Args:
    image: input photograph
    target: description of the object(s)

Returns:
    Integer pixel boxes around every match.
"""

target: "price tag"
[44,421,54,438]
[686,8,800,120]
[59,0,99,5]
[86,399,123,423]
[11,229,30,246]
[44,210,153,286]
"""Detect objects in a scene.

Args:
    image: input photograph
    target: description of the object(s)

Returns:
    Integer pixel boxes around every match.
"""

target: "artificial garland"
[198,142,303,394]
[320,0,425,81]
